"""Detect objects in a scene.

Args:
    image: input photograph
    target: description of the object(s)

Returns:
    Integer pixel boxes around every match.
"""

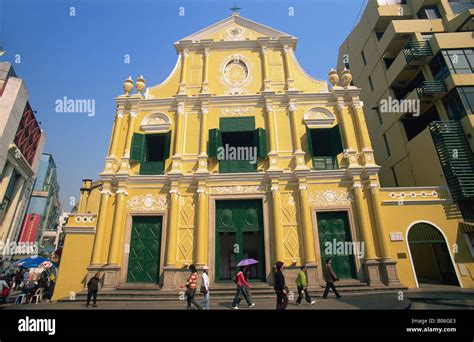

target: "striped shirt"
[187,272,198,289]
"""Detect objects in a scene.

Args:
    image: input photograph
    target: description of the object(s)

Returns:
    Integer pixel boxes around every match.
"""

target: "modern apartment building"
[337,0,474,221]
[0,62,46,271]
[18,153,61,256]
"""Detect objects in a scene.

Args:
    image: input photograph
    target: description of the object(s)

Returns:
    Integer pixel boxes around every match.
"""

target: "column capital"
[288,101,297,112]
[116,188,128,196]
[177,102,185,115]
[351,99,364,110]
[270,185,280,192]
[336,100,347,111]
[169,189,180,195]
[116,109,124,118]
[129,110,138,118]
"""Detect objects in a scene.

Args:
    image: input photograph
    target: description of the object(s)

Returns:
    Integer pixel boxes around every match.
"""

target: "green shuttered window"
[208,119,268,173]
[306,125,343,170]
[130,132,171,175]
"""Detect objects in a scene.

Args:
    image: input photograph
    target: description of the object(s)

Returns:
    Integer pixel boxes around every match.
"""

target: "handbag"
[200,284,208,294]
[1,287,10,296]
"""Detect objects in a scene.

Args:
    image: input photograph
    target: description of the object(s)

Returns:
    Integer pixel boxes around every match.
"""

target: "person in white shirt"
[200,266,210,310]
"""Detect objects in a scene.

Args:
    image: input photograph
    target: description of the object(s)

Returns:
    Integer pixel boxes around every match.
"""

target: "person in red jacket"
[185,264,202,310]
[231,266,255,309]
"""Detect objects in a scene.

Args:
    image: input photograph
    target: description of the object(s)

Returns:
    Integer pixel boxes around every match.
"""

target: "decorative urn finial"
[341,68,352,87]
[328,68,339,87]
[123,76,134,96]
[136,75,146,95]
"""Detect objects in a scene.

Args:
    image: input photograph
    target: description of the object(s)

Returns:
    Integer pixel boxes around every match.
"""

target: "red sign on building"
[19,213,41,243]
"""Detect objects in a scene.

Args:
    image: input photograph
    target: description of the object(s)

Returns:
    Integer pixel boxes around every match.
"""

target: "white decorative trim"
[298,185,307,191]
[211,185,266,194]
[100,189,113,197]
[304,107,336,128]
[127,194,168,211]
[309,190,353,206]
[129,110,138,118]
[288,101,297,112]
[220,54,252,95]
[352,100,364,110]
[221,107,254,116]
[169,189,180,195]
[225,26,246,41]
[74,215,96,224]
[270,185,279,192]
[140,112,171,133]
[116,189,129,196]
[116,110,124,118]
[177,102,186,115]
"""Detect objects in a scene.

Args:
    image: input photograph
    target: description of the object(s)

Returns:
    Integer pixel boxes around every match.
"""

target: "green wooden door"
[215,200,265,282]
[317,211,356,279]
[127,216,162,283]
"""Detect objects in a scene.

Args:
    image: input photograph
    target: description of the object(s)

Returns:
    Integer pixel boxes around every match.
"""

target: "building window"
[0,171,20,223]
[361,50,367,66]
[208,117,267,173]
[448,0,474,14]
[306,125,343,170]
[383,57,395,69]
[130,132,172,175]
[417,6,442,19]
[375,32,384,40]
[401,105,440,141]
[14,103,42,166]
[430,49,474,81]
[368,76,374,91]
[383,133,391,157]
[443,87,474,120]
[392,72,425,100]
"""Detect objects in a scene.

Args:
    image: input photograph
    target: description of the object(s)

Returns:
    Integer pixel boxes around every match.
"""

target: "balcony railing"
[403,41,433,64]
[416,81,447,98]
[429,121,474,202]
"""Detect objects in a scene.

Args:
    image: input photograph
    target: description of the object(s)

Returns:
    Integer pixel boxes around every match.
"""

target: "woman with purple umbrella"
[231,258,257,309]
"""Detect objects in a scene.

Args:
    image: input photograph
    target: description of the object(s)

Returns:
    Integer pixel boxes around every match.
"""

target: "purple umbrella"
[237,258,258,267]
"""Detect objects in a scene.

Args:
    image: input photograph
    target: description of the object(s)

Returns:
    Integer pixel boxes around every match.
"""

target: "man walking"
[200,266,210,310]
[274,261,288,310]
[323,258,342,299]
[295,266,315,305]
[86,272,101,307]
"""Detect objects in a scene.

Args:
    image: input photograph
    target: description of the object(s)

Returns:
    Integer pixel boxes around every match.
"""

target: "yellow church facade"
[53,14,474,300]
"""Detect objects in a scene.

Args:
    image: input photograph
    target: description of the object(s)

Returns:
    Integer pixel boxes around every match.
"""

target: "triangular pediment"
[176,14,296,43]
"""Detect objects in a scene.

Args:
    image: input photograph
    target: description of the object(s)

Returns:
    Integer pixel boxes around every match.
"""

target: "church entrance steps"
[58,280,407,302]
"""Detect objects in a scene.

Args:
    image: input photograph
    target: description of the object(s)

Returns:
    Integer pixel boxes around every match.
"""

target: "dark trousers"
[296,286,312,304]
[232,285,252,307]
[86,290,98,306]
[323,282,340,298]
[186,289,202,310]
[276,290,288,310]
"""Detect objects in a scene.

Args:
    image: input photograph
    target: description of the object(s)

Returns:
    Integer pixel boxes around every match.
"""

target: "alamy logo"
[379,96,420,117]
[217,144,257,165]
[55,96,95,117]
[324,240,365,259]
[18,316,56,335]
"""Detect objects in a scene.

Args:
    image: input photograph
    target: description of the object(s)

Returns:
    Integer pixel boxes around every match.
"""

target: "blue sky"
[0,0,365,211]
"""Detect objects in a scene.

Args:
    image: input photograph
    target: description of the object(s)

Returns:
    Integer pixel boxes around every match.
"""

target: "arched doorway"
[408,222,459,286]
